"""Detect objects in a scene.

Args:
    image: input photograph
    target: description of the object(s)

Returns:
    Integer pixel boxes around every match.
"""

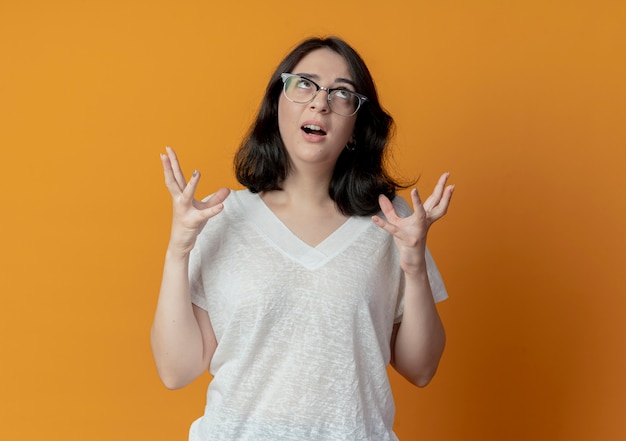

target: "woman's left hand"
[373,172,454,275]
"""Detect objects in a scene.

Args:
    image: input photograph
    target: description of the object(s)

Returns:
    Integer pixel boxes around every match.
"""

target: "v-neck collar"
[233,189,372,270]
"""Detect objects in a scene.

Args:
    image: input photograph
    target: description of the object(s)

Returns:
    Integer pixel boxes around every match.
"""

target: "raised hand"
[161,146,230,255]
[372,172,454,275]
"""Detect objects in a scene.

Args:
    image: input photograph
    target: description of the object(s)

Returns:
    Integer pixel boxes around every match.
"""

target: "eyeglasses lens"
[284,76,360,116]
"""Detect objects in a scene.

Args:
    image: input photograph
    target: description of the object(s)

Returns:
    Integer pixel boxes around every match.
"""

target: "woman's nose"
[309,90,330,113]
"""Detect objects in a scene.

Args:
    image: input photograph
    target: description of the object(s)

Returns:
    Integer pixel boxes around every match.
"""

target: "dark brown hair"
[234,36,405,216]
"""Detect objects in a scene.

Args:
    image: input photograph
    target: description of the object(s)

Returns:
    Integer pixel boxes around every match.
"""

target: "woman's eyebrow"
[296,73,356,88]
[335,77,356,88]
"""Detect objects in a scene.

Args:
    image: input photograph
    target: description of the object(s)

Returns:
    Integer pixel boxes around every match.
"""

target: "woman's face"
[278,48,357,173]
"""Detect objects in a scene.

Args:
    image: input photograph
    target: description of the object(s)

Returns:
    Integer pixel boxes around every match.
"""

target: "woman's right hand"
[161,146,230,255]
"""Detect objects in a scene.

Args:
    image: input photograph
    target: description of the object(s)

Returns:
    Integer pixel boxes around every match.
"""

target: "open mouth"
[302,124,327,136]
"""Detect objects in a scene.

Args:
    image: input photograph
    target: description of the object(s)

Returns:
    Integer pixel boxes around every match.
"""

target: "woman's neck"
[268,170,334,209]
[259,175,349,247]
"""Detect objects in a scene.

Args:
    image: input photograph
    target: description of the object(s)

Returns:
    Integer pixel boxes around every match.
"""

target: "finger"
[427,184,455,223]
[372,214,400,236]
[161,153,182,196]
[181,168,202,202]
[377,194,400,223]
[194,187,231,211]
[165,146,188,191]
[206,187,231,207]
[191,187,229,222]
[193,200,227,224]
[408,188,429,226]
[410,187,424,211]
[422,172,450,212]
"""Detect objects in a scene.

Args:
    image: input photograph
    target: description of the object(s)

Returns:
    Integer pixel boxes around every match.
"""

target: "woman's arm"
[150,146,229,389]
[150,249,217,389]
[389,264,446,387]
[373,173,454,387]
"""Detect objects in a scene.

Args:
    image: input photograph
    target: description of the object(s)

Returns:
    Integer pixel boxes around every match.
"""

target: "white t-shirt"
[188,189,447,441]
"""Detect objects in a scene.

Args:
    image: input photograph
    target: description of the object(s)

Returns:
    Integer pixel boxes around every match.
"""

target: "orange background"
[1,1,625,440]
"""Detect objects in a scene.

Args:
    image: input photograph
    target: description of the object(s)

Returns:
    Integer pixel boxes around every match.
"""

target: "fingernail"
[192,170,198,177]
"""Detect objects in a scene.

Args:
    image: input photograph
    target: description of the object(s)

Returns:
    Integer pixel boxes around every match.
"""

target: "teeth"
[303,124,322,131]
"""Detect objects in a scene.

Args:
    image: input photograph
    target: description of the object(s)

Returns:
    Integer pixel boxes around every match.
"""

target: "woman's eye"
[296,79,314,89]
[334,89,352,100]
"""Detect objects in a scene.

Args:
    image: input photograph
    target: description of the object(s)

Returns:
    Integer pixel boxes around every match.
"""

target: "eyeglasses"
[280,73,368,117]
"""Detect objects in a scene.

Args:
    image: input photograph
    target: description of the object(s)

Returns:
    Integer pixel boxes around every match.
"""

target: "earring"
[345,141,356,151]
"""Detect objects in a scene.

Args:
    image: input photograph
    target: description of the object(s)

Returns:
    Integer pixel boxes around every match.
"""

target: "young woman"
[151,36,454,441]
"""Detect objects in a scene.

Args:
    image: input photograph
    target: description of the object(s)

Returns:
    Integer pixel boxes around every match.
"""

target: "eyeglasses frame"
[280,73,368,117]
